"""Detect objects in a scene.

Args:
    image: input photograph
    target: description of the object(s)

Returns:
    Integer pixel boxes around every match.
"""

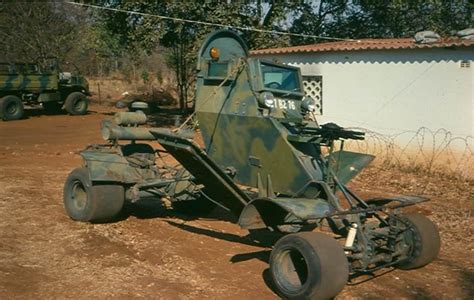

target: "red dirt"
[0,105,472,299]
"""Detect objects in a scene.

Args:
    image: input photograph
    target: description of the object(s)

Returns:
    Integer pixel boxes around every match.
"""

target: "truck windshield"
[261,63,301,93]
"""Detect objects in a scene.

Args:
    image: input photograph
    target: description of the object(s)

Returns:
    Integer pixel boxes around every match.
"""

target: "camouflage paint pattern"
[0,63,58,93]
[81,146,157,184]
[195,31,337,199]
[0,61,89,102]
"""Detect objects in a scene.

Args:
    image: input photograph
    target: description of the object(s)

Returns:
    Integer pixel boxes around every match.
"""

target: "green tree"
[0,2,83,62]
[289,0,351,44]
[328,0,473,38]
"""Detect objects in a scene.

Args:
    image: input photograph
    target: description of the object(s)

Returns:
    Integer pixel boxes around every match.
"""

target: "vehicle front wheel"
[270,232,349,300]
[0,95,24,121]
[64,92,88,115]
[63,167,124,222]
[397,213,440,270]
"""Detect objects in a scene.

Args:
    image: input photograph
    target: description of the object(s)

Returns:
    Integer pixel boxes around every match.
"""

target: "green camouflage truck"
[0,58,90,121]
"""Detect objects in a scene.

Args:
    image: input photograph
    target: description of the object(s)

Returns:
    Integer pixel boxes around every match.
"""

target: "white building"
[252,37,474,139]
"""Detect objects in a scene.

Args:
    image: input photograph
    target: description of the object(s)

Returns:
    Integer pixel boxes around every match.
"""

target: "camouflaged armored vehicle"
[63,30,440,299]
[0,58,89,120]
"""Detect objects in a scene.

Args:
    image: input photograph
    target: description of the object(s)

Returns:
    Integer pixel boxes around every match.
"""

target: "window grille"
[302,75,323,115]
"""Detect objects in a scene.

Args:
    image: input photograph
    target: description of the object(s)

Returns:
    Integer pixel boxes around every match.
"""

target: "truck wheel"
[65,92,88,115]
[270,232,348,300]
[397,213,440,270]
[43,101,63,114]
[63,168,124,222]
[0,95,24,121]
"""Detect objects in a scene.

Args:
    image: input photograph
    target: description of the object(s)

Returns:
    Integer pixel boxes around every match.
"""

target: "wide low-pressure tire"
[397,213,441,270]
[0,95,24,121]
[64,92,88,115]
[270,232,349,300]
[63,167,124,222]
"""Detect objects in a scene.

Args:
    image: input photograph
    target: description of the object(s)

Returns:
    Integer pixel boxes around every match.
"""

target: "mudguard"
[327,151,375,185]
[238,197,335,229]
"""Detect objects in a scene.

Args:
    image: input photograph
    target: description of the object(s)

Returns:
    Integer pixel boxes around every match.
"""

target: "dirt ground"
[0,104,473,299]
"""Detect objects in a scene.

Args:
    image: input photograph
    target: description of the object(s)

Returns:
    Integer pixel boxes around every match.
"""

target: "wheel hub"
[6,102,18,114]
[71,181,87,210]
[74,99,85,112]
[274,249,309,292]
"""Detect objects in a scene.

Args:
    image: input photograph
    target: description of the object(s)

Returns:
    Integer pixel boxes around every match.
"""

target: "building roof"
[251,37,474,55]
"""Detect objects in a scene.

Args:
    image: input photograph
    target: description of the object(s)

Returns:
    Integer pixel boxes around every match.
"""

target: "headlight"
[301,96,317,113]
[259,92,275,108]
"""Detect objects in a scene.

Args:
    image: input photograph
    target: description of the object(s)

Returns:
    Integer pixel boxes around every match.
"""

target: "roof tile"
[251,38,474,55]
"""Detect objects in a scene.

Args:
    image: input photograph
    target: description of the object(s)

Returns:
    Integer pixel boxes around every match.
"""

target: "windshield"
[260,63,301,93]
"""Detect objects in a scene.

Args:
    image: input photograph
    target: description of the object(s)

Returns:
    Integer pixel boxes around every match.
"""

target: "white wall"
[256,47,474,138]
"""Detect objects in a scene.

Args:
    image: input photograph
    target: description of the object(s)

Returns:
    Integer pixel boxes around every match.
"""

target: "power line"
[66,1,357,42]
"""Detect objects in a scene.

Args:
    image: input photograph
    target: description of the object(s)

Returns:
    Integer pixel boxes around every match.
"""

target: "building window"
[302,75,323,115]
[460,60,470,68]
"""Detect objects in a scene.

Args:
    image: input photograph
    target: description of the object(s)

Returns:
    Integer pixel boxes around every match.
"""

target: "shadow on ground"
[436,257,474,298]
[110,198,240,225]
[20,107,100,119]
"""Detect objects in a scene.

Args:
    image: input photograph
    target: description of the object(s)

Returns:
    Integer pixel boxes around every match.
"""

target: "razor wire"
[343,127,474,180]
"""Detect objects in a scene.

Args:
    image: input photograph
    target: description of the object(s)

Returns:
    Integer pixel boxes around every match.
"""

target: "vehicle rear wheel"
[0,95,24,121]
[63,167,124,222]
[42,101,63,114]
[65,92,88,115]
[397,213,440,270]
[270,232,348,300]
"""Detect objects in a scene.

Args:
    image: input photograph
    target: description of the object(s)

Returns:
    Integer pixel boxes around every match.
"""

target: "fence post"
[97,82,102,105]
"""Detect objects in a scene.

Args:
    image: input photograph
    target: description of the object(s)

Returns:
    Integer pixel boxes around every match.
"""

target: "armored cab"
[195,30,375,228]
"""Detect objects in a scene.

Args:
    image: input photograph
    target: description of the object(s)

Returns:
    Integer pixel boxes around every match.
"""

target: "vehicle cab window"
[260,62,301,93]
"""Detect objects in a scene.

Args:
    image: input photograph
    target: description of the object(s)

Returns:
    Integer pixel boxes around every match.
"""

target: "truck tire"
[128,101,151,114]
[65,92,88,115]
[270,232,348,300]
[397,213,440,270]
[0,95,24,121]
[63,167,124,222]
[43,101,63,114]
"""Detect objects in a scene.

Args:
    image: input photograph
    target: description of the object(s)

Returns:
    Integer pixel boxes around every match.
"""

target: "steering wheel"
[265,81,281,89]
